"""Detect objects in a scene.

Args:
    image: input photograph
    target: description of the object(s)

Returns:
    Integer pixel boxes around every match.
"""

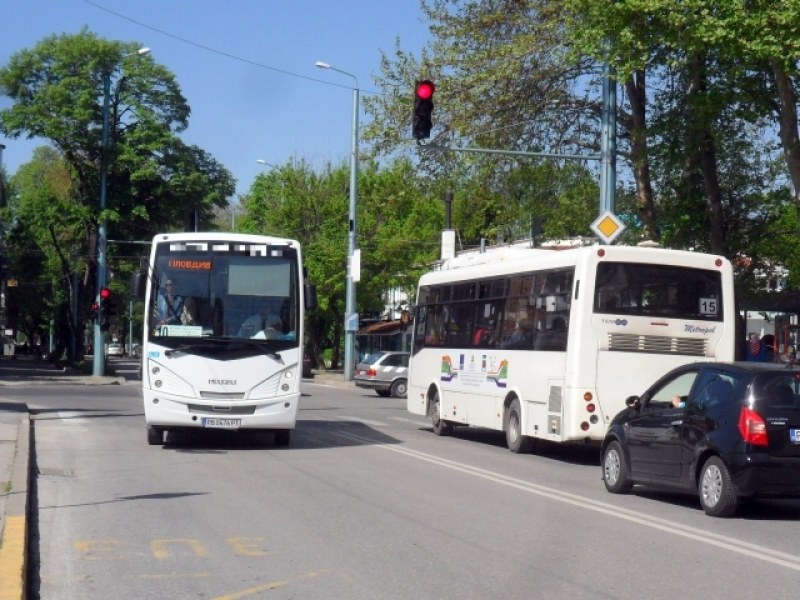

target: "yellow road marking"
[0,515,27,600]
[213,570,330,600]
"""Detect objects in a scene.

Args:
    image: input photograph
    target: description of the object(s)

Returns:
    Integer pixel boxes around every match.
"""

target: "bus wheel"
[505,399,534,453]
[602,441,633,494]
[431,392,453,436]
[147,425,164,446]
[274,429,291,447]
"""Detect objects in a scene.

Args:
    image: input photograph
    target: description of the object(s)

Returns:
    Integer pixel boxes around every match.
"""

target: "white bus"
[136,232,316,446]
[407,244,735,451]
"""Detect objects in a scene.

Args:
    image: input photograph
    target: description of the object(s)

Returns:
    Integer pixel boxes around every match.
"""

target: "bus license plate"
[202,417,241,429]
[791,429,800,444]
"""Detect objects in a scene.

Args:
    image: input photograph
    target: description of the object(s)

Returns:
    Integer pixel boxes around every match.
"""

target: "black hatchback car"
[601,362,800,517]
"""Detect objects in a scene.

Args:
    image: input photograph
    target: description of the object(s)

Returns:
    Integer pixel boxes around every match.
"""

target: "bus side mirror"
[304,283,317,311]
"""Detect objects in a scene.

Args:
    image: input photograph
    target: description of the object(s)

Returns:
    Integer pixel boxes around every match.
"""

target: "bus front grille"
[199,392,246,400]
[189,403,256,415]
[608,333,707,356]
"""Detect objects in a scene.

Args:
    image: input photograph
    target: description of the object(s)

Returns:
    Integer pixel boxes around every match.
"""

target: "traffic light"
[90,301,99,322]
[98,287,112,331]
[413,80,435,140]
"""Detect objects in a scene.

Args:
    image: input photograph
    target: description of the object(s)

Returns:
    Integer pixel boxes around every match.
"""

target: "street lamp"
[315,60,360,381]
[93,46,150,376]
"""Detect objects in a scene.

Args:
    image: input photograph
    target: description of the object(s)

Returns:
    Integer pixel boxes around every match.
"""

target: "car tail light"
[738,406,768,446]
[367,368,377,377]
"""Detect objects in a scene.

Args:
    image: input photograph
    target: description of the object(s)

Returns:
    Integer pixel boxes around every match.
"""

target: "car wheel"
[602,440,633,494]
[699,455,739,517]
[274,429,291,447]
[505,399,534,453]
[147,425,164,446]
[390,379,407,398]
[376,390,392,397]
[431,392,453,436]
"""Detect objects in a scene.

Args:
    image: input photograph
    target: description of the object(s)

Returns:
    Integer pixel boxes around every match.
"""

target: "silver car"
[354,351,409,398]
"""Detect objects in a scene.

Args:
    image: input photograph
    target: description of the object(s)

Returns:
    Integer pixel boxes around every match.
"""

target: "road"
[2,358,800,599]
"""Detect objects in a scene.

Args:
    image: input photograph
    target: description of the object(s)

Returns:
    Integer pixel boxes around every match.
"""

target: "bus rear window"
[594,262,723,321]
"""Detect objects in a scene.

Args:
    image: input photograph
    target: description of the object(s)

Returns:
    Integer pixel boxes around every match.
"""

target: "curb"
[0,411,29,600]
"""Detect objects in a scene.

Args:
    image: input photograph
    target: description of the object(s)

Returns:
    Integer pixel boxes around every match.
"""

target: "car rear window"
[363,353,386,366]
[751,373,800,413]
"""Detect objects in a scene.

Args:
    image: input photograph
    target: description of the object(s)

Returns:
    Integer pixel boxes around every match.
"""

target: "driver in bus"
[238,300,282,339]
[156,278,184,326]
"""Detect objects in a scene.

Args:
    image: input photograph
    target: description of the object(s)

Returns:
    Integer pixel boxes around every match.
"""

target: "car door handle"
[670,420,683,426]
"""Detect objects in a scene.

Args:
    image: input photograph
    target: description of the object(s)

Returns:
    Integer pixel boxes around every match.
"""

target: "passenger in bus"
[535,316,568,351]
[156,278,184,326]
[180,296,199,326]
[504,318,534,349]
[237,300,282,339]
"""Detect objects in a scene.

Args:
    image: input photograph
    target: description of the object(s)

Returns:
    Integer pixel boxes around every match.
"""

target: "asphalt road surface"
[3,364,800,599]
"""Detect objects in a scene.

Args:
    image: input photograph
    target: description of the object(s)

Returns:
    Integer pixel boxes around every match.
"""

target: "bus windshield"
[149,239,300,347]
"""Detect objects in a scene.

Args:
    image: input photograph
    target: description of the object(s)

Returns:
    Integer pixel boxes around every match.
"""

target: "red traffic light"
[413,80,436,140]
[99,287,112,300]
[415,80,435,100]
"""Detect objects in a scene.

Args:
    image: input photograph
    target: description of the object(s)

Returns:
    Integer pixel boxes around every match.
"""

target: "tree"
[0,30,235,359]
[239,159,442,369]
[363,1,608,246]
[364,1,800,303]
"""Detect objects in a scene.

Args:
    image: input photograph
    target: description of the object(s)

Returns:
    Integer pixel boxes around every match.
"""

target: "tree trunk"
[625,70,660,242]
[688,53,726,255]
[771,60,800,218]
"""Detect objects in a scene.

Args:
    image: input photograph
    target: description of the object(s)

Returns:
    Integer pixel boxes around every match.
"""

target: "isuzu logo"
[209,379,236,385]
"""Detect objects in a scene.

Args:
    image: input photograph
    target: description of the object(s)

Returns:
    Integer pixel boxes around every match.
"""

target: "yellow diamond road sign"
[591,211,625,244]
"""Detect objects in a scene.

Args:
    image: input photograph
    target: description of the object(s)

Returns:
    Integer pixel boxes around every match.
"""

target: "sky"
[0,0,431,199]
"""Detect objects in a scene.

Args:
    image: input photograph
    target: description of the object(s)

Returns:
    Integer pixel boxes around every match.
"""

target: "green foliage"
[0,30,235,359]
[239,159,442,368]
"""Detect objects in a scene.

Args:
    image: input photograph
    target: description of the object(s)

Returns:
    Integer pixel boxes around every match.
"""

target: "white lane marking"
[332,430,800,572]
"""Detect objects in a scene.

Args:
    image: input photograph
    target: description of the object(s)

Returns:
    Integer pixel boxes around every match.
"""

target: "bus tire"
[602,440,633,494]
[505,399,534,453]
[431,392,453,436]
[274,429,291,447]
[147,425,164,446]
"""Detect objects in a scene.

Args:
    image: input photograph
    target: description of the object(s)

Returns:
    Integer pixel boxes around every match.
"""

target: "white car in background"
[106,343,124,357]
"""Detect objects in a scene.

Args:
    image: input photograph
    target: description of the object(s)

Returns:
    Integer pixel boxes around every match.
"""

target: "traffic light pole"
[93,71,111,377]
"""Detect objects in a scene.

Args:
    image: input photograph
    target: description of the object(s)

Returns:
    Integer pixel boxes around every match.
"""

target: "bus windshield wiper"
[229,338,285,364]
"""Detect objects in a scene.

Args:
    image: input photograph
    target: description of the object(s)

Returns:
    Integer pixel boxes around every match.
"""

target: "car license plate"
[202,417,241,429]
[791,429,800,444]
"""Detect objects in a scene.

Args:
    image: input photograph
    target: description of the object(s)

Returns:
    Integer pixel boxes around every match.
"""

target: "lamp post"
[315,61,359,381]
[93,46,150,376]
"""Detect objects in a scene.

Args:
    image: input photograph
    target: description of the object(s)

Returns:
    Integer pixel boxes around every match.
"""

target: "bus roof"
[423,243,729,284]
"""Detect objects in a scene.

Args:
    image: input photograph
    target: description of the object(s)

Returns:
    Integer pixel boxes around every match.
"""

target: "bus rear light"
[580,421,590,431]
[586,403,596,413]
[589,415,599,424]
[597,249,606,257]
[583,392,593,401]
[715,258,723,267]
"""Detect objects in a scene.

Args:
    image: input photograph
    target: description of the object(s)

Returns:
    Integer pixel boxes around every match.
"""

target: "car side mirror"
[625,395,640,408]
